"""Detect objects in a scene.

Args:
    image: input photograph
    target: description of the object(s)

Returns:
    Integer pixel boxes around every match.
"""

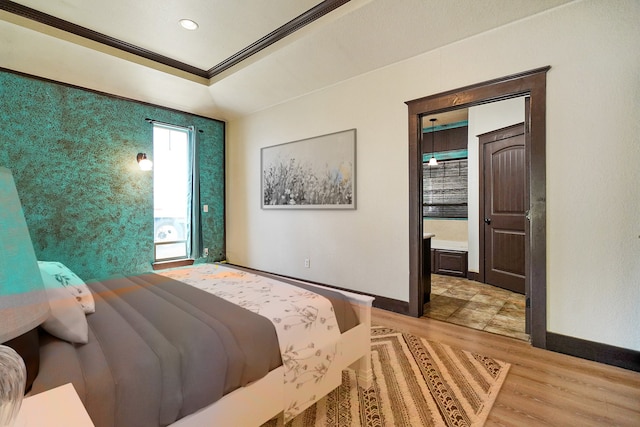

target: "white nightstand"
[15,383,94,427]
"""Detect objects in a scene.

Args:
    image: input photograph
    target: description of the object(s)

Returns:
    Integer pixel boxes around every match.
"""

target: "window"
[423,153,468,219]
[153,124,193,261]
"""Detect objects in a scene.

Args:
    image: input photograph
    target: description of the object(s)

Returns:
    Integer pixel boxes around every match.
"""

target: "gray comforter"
[32,273,282,427]
[31,271,357,427]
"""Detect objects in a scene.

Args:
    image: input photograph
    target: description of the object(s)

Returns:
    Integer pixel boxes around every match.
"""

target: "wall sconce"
[428,118,438,166]
[136,153,153,171]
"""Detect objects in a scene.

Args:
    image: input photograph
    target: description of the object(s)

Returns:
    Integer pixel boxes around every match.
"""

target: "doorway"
[422,101,528,340]
[406,67,549,348]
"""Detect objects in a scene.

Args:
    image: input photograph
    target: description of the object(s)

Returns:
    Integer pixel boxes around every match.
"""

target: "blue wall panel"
[0,70,225,280]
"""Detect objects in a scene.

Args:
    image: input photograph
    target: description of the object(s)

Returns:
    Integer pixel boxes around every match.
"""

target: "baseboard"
[546,332,640,372]
[371,296,409,315]
[467,271,479,282]
[152,259,194,270]
[225,263,409,316]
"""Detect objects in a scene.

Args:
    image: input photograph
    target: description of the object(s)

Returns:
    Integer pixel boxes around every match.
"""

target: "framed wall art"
[261,129,356,209]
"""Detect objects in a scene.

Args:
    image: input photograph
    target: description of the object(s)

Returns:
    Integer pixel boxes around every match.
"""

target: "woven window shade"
[423,159,468,219]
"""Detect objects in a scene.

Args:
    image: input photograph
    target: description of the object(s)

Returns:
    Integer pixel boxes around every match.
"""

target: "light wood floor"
[372,308,640,426]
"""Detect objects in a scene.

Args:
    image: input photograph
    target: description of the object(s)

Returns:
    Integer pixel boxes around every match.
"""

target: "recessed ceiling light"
[179,19,199,30]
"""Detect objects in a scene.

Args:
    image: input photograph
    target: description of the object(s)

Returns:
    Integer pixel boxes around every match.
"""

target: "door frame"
[406,67,549,348]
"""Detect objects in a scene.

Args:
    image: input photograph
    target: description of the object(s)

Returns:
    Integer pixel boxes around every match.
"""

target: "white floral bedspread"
[157,263,341,421]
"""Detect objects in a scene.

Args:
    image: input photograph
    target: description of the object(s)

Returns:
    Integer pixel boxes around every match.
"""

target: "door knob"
[484,218,491,224]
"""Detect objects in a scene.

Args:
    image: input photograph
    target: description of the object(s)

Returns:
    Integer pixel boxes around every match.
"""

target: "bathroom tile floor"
[423,274,529,341]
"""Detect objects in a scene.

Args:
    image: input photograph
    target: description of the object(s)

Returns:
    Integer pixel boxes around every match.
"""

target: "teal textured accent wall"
[0,70,225,280]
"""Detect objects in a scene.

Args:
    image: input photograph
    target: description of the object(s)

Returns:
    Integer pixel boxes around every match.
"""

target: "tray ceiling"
[0,0,572,120]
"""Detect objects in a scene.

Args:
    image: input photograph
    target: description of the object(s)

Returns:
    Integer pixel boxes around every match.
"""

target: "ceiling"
[423,109,469,129]
[0,0,572,121]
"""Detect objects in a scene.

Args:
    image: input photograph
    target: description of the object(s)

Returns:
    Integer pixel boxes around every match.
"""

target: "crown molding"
[0,0,350,81]
[207,0,349,77]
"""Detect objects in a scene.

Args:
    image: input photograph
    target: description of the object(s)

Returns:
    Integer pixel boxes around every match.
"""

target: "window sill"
[152,259,194,271]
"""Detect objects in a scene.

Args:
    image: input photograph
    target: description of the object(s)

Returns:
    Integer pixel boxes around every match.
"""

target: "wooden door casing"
[480,123,526,294]
[406,67,549,348]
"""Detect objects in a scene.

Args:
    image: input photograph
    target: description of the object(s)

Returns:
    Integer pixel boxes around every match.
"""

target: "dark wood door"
[480,123,526,294]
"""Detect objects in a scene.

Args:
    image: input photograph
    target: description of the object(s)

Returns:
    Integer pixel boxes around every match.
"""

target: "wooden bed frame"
[171,283,374,426]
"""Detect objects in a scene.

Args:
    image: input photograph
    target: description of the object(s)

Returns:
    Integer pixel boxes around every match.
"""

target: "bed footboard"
[335,291,374,388]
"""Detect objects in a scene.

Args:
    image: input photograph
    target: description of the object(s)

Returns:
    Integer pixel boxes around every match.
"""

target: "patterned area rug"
[265,326,510,427]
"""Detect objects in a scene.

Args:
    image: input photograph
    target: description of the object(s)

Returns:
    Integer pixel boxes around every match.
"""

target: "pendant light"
[428,118,438,166]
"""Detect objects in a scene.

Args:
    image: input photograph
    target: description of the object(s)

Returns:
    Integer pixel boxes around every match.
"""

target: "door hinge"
[526,297,531,308]
[525,210,531,221]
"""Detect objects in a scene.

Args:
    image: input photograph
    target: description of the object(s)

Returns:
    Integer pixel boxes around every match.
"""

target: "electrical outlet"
[203,248,209,257]
[304,258,310,268]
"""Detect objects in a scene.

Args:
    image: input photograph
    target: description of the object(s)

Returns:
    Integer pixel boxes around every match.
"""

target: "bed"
[33,266,373,427]
[0,165,373,427]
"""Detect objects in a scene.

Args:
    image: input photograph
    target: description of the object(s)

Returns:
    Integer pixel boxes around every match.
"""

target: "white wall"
[467,98,526,273]
[227,0,640,350]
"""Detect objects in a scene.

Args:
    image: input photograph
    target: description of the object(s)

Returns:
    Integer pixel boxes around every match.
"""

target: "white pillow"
[38,261,95,314]
[41,286,88,344]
